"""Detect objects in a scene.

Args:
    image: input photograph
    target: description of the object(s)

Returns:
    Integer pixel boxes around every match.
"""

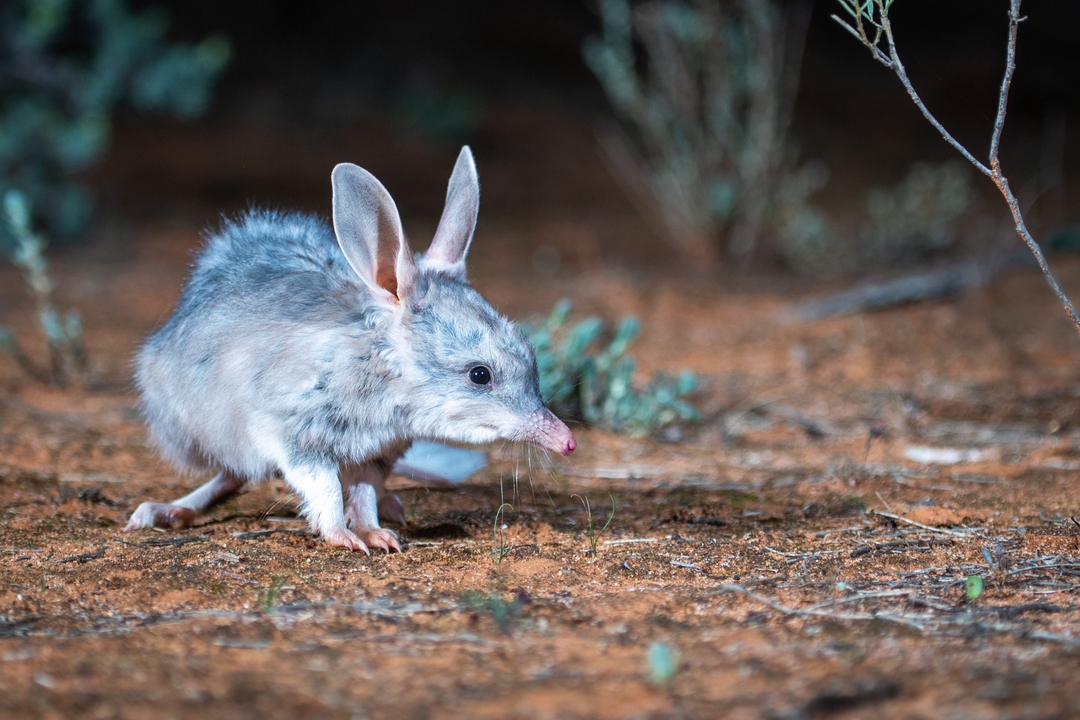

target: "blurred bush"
[525,300,699,435]
[584,0,818,263]
[1,189,85,385]
[780,160,977,275]
[862,161,975,260]
[0,0,230,250]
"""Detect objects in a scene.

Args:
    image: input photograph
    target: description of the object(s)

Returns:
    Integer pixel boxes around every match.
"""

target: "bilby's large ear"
[332,163,417,306]
[422,146,479,276]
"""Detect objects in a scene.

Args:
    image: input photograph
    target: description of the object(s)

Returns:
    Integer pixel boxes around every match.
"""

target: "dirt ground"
[2,209,1080,720]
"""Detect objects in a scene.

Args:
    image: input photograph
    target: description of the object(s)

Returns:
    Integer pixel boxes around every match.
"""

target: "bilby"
[126,147,575,552]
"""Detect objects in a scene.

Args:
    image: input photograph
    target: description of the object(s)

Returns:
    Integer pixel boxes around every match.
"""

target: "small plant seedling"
[647,641,680,686]
[261,576,287,612]
[573,493,617,554]
[965,575,984,601]
[492,503,513,564]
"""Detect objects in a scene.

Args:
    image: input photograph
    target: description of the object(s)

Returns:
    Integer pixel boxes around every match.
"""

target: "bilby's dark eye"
[468,366,492,386]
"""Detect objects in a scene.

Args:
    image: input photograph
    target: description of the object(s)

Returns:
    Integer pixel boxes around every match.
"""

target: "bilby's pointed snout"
[519,407,576,456]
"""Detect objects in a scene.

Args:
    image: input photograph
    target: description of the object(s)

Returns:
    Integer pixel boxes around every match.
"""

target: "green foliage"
[863,161,974,258]
[573,493,617,554]
[773,160,834,271]
[781,161,976,275]
[583,0,818,260]
[394,77,480,138]
[834,0,893,35]
[525,300,699,435]
[1,189,86,384]
[586,0,976,276]
[0,0,230,247]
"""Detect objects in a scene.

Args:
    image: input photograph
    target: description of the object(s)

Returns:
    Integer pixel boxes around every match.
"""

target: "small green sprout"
[965,575,984,601]
[647,641,680,686]
[573,492,616,554]
[262,576,287,612]
[492,503,513,564]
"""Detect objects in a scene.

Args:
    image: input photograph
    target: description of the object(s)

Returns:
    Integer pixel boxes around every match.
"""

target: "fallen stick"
[780,252,1034,324]
[871,510,976,538]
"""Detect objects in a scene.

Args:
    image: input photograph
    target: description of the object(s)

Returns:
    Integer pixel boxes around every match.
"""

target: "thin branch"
[833,0,1080,339]
[878,15,992,177]
[989,0,1020,167]
[981,1,1080,335]
[829,15,891,66]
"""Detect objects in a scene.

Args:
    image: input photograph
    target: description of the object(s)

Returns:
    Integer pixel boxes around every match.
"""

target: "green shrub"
[0,0,230,248]
[583,0,817,261]
[525,300,699,435]
[862,161,975,259]
[779,160,977,276]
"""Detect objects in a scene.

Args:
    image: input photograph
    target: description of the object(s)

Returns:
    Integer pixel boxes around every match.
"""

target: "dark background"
[95,0,1080,276]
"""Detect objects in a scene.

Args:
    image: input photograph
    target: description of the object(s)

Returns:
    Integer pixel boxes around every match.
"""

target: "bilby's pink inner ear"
[375,262,398,298]
[331,162,417,304]
[423,146,480,275]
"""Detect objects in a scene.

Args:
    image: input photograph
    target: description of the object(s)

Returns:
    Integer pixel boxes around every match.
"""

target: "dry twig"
[831,0,1080,337]
[871,510,976,538]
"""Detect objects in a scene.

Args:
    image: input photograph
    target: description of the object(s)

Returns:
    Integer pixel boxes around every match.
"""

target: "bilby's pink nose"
[521,408,576,456]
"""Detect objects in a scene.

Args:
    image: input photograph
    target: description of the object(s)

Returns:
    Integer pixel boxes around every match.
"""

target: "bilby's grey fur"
[129,146,575,552]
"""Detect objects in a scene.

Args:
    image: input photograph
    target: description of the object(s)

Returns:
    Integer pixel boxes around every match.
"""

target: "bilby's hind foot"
[125,502,198,531]
[320,526,371,554]
[125,470,244,532]
[359,527,401,553]
[344,481,401,553]
[378,492,407,526]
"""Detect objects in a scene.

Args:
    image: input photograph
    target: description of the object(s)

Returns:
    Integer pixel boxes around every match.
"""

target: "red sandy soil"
[3,207,1080,719]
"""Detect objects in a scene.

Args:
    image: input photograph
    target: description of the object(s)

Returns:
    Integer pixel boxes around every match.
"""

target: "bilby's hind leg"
[340,461,402,552]
[342,456,407,526]
[125,470,245,531]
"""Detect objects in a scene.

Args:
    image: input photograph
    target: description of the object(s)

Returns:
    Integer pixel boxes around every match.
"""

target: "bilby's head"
[331,147,575,456]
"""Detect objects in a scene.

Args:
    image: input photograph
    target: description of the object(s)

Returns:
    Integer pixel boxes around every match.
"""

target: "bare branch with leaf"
[831,0,1080,337]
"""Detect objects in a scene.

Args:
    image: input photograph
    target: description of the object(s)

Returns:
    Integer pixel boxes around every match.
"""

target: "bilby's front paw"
[378,492,407,526]
[125,502,197,531]
[358,527,401,553]
[320,526,371,554]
